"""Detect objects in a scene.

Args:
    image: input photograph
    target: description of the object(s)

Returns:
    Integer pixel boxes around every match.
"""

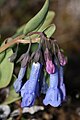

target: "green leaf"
[44,24,56,38]
[0,51,5,63]
[12,0,49,38]
[23,0,49,34]
[38,11,55,32]
[27,11,55,39]
[16,24,25,34]
[3,75,20,105]
[16,11,55,39]
[0,49,14,88]
[0,40,6,63]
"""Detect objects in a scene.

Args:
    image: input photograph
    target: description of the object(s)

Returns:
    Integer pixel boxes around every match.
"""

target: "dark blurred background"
[0,0,80,119]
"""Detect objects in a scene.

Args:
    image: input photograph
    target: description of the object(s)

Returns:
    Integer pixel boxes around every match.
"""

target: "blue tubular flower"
[13,78,22,93]
[13,66,26,93]
[59,66,66,101]
[21,62,42,107]
[43,88,61,107]
[41,76,48,94]
[21,92,36,107]
[43,67,61,107]
[18,67,26,80]
[21,80,32,97]
[21,62,41,97]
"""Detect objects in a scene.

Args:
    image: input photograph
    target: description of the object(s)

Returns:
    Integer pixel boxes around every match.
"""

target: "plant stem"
[0,38,40,53]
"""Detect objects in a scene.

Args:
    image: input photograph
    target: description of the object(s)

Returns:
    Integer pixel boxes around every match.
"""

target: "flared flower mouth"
[43,88,61,107]
[21,92,36,107]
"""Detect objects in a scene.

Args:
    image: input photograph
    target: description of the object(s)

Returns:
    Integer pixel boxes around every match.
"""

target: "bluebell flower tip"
[43,99,48,106]
[43,88,62,107]
[21,93,36,108]
[13,78,22,93]
[43,97,61,107]
[49,101,61,107]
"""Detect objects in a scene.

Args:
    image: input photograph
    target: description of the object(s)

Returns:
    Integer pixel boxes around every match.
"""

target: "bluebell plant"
[12,32,67,108]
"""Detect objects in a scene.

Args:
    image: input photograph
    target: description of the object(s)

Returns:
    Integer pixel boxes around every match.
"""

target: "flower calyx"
[17,38,32,68]
[8,44,19,62]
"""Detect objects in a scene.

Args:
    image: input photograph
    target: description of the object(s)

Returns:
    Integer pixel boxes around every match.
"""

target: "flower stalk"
[0,37,40,53]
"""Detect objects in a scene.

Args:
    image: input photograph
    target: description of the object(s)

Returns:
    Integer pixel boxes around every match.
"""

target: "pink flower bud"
[58,50,67,66]
[46,58,55,74]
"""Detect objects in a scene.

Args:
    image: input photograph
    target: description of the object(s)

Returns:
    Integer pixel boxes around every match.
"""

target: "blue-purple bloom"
[43,88,61,107]
[21,62,42,107]
[21,92,36,107]
[59,66,66,101]
[13,66,26,93]
[43,66,61,107]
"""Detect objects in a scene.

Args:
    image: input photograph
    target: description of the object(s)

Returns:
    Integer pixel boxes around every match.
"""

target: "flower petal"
[46,59,55,74]
[43,88,61,107]
[13,78,22,93]
[13,66,26,93]
[49,67,58,88]
[21,92,36,107]
[58,50,67,66]
[21,80,30,97]
[18,67,26,80]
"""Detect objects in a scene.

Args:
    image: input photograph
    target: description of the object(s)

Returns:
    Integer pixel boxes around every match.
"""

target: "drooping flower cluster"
[13,32,67,108]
